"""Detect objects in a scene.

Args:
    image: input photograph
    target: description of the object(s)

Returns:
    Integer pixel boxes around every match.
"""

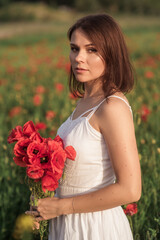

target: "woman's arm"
[35,98,141,220]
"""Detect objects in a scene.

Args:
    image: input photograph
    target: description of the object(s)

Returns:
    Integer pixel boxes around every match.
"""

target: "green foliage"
[0,1,160,18]
[0,17,160,240]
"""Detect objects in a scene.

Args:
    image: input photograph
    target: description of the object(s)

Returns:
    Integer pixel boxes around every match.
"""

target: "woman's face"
[69,29,105,84]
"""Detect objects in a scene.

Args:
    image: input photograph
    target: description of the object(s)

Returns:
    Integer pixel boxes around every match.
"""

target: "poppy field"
[0,17,160,240]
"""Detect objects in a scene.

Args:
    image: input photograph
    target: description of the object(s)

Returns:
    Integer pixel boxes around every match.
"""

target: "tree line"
[0,0,160,15]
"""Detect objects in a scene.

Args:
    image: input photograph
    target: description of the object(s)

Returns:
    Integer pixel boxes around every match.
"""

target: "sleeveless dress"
[49,95,133,240]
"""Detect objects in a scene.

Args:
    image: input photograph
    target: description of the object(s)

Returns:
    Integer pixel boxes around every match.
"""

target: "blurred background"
[0,1,160,240]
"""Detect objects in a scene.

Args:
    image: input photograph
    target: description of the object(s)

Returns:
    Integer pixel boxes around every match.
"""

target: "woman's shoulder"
[96,92,132,124]
[96,93,134,139]
[102,92,130,111]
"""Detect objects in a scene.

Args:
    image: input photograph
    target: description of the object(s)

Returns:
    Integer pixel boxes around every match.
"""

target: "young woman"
[29,14,141,239]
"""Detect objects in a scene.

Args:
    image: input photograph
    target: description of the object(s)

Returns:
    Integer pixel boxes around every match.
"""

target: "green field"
[0,13,160,240]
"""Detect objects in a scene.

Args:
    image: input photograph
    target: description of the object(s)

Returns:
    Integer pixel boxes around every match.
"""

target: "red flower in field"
[7,126,24,143]
[19,66,26,73]
[153,93,159,100]
[123,203,138,216]
[35,85,45,94]
[14,83,23,91]
[69,92,78,100]
[65,62,71,74]
[33,94,43,106]
[27,166,44,179]
[49,128,56,136]
[9,106,22,118]
[139,105,151,122]
[56,57,65,69]
[35,122,47,131]
[23,121,37,137]
[145,71,154,79]
[143,56,157,68]
[55,83,64,92]
[41,171,59,192]
[45,110,56,121]
[6,66,15,74]
[0,78,7,86]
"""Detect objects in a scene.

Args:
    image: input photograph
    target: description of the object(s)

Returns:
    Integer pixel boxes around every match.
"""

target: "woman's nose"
[75,50,85,62]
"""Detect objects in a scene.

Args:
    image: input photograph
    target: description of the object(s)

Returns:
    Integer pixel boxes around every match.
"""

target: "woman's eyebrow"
[70,43,95,47]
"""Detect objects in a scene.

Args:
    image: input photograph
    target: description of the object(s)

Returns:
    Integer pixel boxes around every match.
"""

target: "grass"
[0,8,160,240]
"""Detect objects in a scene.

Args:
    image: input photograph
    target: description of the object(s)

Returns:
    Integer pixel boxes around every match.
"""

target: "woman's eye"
[88,48,97,53]
[71,47,78,52]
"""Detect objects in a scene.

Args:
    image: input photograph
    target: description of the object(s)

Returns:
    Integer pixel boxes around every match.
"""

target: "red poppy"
[47,138,62,153]
[54,135,64,148]
[123,203,138,216]
[13,156,29,167]
[7,126,24,143]
[29,132,44,143]
[41,171,59,192]
[35,85,45,94]
[33,94,43,106]
[69,92,78,100]
[35,122,47,131]
[27,141,46,158]
[65,62,71,74]
[145,71,154,79]
[27,166,44,179]
[55,83,64,92]
[14,83,23,91]
[45,110,56,121]
[9,106,22,118]
[8,121,77,193]
[23,121,37,137]
[65,146,76,160]
[51,150,66,173]
[14,138,31,157]
[139,105,151,122]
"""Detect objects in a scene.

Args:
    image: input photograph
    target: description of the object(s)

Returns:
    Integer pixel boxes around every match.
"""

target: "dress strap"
[87,95,132,120]
[107,95,132,110]
[77,106,98,119]
[87,98,106,120]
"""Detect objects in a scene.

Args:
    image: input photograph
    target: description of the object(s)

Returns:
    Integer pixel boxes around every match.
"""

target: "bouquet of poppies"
[7,120,76,240]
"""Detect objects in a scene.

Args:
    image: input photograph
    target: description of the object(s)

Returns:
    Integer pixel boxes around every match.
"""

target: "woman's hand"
[26,197,62,221]
[38,196,62,220]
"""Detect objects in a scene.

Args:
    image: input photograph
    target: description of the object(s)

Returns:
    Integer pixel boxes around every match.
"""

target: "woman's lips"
[75,68,88,73]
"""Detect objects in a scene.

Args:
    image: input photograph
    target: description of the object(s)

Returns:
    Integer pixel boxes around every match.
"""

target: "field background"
[0,2,160,240]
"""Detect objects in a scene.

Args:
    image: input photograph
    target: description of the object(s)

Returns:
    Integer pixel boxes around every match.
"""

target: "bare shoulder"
[98,93,131,118]
[96,93,134,136]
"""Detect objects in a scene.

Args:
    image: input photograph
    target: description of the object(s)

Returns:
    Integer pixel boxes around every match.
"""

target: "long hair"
[67,14,135,98]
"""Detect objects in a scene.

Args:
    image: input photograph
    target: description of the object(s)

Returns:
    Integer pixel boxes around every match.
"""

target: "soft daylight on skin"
[69,29,105,84]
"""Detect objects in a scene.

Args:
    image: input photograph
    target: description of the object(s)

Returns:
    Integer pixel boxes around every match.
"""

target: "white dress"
[49,95,133,240]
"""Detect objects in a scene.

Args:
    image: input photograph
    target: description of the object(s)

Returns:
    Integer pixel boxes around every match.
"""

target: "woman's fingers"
[33,221,40,230]
[35,216,44,222]
[25,210,40,217]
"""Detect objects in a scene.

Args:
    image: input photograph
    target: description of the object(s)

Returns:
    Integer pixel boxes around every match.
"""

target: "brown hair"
[68,13,135,98]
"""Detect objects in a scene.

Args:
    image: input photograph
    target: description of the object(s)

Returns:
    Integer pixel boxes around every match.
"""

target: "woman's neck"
[83,81,104,100]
